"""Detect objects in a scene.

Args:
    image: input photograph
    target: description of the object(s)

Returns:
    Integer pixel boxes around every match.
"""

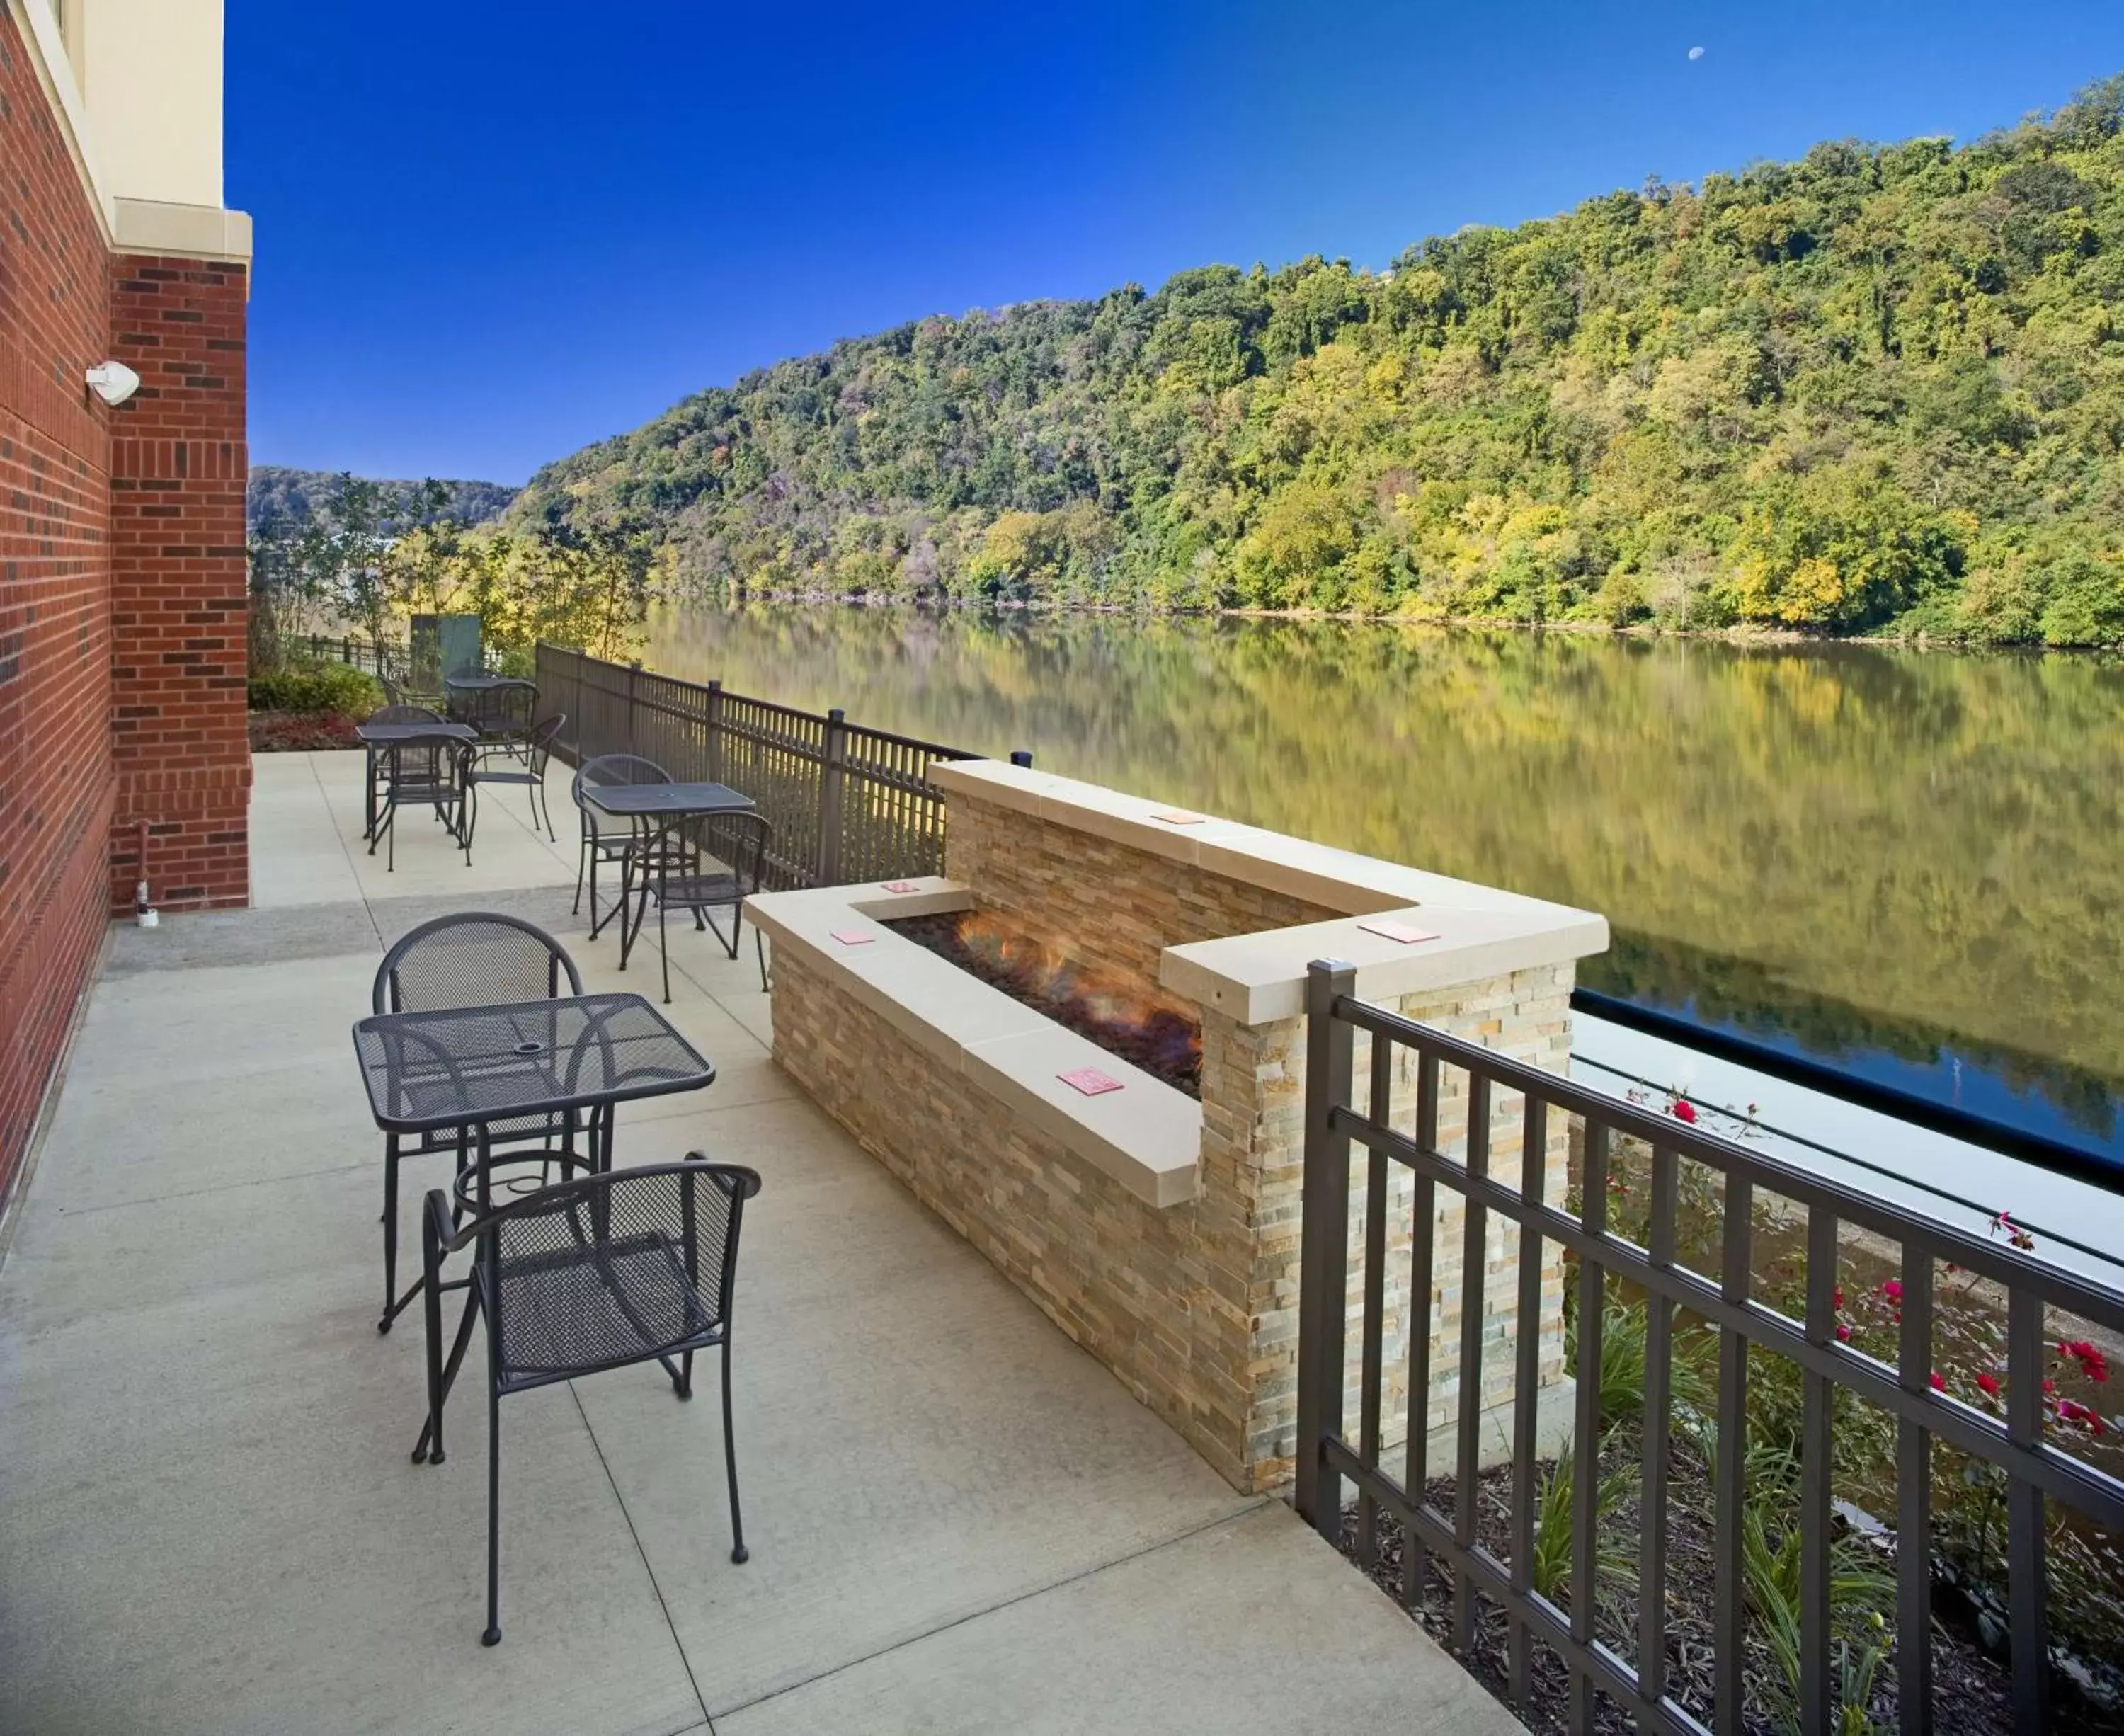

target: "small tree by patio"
[381,520,653,671]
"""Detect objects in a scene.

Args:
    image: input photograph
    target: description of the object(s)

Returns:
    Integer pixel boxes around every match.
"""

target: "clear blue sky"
[230,1,2124,486]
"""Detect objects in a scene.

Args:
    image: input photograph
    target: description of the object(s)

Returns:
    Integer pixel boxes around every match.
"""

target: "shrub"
[246,661,382,717]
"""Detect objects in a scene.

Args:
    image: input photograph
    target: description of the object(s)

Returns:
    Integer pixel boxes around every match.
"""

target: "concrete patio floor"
[0,750,1519,1736]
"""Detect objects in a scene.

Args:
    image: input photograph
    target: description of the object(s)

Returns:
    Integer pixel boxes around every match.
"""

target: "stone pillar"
[1196,966,1576,1492]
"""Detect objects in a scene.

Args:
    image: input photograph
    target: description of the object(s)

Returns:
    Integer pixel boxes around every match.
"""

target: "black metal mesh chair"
[464,712,566,847]
[637,811,774,1001]
[572,753,673,927]
[361,707,445,843]
[453,680,539,759]
[420,1156,761,1645]
[368,732,475,871]
[370,914,586,1334]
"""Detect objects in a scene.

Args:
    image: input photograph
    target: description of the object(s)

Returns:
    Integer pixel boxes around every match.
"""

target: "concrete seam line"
[309,749,387,950]
[0,919,118,1277]
[569,1382,716,1730]
[708,1497,1274,1720]
[54,1158,372,1219]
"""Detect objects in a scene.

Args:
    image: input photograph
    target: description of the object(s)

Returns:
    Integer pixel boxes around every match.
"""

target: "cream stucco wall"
[9,0,249,261]
[79,0,223,208]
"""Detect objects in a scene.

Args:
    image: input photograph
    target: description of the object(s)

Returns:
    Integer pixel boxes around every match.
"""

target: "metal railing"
[302,632,411,684]
[534,642,1007,892]
[1293,959,2124,1736]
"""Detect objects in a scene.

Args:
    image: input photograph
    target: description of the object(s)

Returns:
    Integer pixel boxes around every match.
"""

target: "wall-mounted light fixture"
[85,360,141,406]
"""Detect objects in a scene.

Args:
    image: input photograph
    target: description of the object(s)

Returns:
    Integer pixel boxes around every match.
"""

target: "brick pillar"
[106,258,250,912]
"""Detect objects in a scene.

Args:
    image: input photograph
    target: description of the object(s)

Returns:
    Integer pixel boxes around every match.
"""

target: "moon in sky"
[1688,45,1706,60]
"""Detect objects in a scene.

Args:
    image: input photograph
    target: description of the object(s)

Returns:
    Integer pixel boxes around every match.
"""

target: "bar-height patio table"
[579,780,756,957]
[351,990,717,1458]
[355,718,478,840]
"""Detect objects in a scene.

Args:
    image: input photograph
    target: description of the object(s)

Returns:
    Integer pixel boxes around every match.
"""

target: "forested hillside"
[514,81,2124,642]
[249,466,516,533]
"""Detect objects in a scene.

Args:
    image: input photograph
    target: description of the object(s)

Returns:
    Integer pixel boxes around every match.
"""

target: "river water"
[644,603,2124,1167]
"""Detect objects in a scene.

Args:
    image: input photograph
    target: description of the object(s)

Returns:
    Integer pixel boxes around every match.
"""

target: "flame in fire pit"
[890,910,1203,1096]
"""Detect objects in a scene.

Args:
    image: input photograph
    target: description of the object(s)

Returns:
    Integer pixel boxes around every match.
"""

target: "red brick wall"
[0,11,252,1214]
[0,9,118,1204]
[107,258,250,911]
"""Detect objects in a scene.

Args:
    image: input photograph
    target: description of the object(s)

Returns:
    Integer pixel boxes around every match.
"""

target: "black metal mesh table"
[353,993,714,1146]
[355,721,481,746]
[580,782,757,951]
[578,782,754,821]
[354,991,716,1469]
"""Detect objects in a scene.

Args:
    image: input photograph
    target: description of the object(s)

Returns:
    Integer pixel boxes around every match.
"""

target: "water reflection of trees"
[647,605,2124,1090]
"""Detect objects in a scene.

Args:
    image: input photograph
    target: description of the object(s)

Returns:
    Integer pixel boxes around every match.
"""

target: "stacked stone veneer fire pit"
[748,761,1609,1493]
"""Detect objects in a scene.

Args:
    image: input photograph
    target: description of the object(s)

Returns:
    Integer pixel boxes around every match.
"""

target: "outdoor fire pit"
[746,760,1609,1492]
[884,909,1203,1097]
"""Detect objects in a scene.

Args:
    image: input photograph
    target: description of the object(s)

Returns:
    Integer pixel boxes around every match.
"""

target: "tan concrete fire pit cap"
[932,759,1606,921]
[747,879,1204,1206]
[1161,903,1609,1026]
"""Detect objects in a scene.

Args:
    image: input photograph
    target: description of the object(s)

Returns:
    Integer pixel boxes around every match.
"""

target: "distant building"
[1,0,252,1207]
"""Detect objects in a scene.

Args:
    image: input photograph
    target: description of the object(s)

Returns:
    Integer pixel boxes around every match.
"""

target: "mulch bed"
[249,710,362,752]
[883,910,1202,1096]
[1333,1429,2035,1735]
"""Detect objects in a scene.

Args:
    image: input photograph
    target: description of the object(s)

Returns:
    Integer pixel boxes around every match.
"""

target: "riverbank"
[691,588,2123,654]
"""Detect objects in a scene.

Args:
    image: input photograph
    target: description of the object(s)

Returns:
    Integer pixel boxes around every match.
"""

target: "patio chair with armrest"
[419,1155,762,1645]
[636,810,774,1001]
[368,733,475,872]
[571,752,676,926]
[462,712,566,847]
[370,913,586,1335]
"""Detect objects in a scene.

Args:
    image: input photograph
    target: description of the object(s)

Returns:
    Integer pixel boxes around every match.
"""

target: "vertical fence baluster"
[1453,1071,1492,1655]
[1714,1172,1752,1736]
[1639,1143,1679,1722]
[1295,961,1357,1544]
[1509,1094,1546,1708]
[1357,1032,1393,1570]
[1801,1206,1837,1735]
[1403,1050,1440,1611]
[1568,1121,1608,1735]
[1897,1251,1934,1735]
[2005,1289,2049,1734]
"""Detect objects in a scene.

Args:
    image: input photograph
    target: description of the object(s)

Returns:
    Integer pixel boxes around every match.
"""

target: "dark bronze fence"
[533,641,1000,891]
[304,632,410,682]
[1294,959,2124,1736]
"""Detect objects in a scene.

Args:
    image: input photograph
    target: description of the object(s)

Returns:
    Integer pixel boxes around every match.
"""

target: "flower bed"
[249,709,362,753]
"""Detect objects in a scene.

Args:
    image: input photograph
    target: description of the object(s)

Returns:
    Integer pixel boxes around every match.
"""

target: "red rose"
[1976,1371,2000,1398]
[1882,1279,1903,1303]
[1671,1100,1697,1124]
